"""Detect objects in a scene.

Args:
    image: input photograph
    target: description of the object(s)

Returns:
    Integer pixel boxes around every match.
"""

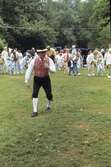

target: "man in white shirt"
[71,45,77,55]
[86,50,96,76]
[16,50,23,73]
[1,47,9,73]
[25,48,56,117]
[104,48,111,78]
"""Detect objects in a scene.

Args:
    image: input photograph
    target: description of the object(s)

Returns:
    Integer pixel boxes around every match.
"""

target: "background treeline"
[0,0,110,50]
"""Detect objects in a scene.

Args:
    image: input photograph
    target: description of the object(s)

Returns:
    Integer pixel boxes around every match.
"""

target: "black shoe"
[45,107,51,112]
[31,112,38,117]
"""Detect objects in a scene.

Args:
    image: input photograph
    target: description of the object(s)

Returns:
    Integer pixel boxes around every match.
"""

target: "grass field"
[0,70,111,167]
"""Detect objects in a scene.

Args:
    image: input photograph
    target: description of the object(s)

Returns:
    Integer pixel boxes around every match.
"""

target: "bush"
[0,38,6,50]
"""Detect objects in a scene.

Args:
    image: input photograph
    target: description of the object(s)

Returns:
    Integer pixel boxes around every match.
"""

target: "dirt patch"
[75,122,90,130]
[57,148,84,160]
[93,108,111,114]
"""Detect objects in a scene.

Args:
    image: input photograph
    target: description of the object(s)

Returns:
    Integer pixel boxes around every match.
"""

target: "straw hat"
[37,49,48,53]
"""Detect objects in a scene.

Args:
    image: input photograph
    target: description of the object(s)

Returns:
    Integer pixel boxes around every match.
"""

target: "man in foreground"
[25,48,56,117]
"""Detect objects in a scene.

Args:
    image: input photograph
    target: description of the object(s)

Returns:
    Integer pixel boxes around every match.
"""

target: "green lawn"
[0,70,111,167]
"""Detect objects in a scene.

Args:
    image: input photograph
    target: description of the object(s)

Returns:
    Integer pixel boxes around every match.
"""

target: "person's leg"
[32,98,38,113]
[32,76,41,117]
[108,65,111,76]
[69,66,71,75]
[77,64,80,75]
[75,63,78,75]
[73,63,77,75]
[97,64,99,76]
[87,64,91,76]
[14,62,15,74]
[42,76,53,111]
[0,65,2,74]
[73,63,75,75]
[91,64,95,76]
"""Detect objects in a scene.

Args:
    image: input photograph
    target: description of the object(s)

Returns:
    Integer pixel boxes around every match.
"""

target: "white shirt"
[1,50,8,63]
[86,53,95,65]
[25,56,56,82]
[96,53,104,65]
[17,52,23,63]
[104,52,111,65]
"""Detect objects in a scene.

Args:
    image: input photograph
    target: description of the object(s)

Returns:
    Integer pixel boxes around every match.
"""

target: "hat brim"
[37,49,48,53]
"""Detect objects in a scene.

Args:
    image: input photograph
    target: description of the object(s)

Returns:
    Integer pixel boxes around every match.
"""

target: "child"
[86,50,96,76]
[62,48,69,74]
[68,56,74,75]
[72,52,80,76]
[96,52,104,76]
[76,50,82,75]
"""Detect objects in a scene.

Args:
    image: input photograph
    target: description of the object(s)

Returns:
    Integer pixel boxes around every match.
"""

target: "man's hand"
[25,80,30,88]
[44,63,49,69]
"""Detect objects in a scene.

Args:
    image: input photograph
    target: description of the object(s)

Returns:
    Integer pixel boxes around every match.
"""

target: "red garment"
[34,56,49,77]
[63,53,69,62]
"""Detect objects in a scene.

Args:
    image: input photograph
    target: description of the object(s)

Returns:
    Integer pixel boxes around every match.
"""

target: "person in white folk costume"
[86,50,96,76]
[96,50,104,76]
[17,49,23,74]
[104,48,111,79]
[1,47,9,73]
[0,54,4,74]
[25,48,56,117]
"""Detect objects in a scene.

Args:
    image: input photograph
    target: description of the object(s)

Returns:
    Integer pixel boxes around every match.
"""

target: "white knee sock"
[32,98,38,113]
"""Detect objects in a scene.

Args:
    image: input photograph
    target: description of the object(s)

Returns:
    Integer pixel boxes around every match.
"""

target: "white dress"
[104,52,111,65]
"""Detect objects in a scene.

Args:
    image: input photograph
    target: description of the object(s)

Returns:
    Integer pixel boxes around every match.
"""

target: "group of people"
[0,45,111,79]
[55,45,82,76]
[55,46,111,79]
[0,46,56,75]
[41,45,80,76]
[0,44,111,117]
[85,47,111,78]
[0,47,26,75]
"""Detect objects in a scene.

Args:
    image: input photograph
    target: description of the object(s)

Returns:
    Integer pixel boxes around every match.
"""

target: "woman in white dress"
[104,48,111,79]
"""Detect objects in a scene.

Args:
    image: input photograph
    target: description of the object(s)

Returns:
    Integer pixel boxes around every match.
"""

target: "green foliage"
[88,0,110,47]
[0,0,110,48]
[98,23,111,47]
[0,17,6,49]
[0,38,5,49]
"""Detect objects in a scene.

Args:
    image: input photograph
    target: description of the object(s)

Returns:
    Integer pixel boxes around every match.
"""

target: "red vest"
[34,55,49,77]
[63,53,69,62]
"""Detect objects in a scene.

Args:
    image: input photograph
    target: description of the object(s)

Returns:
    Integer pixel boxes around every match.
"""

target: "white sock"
[47,100,51,108]
[32,98,38,113]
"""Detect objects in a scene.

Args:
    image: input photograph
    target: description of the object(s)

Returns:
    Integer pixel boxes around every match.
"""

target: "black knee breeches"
[32,75,53,100]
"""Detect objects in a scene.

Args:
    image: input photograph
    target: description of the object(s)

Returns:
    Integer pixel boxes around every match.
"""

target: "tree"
[0,17,6,49]
[88,0,110,47]
[0,0,110,49]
